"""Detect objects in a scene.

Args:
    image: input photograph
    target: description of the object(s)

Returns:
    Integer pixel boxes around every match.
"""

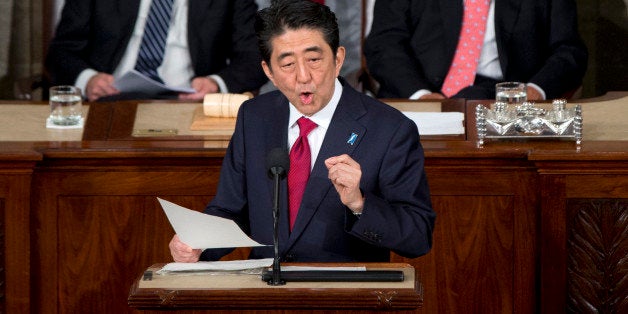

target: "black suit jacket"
[46,0,267,93]
[364,0,588,99]
[200,79,435,262]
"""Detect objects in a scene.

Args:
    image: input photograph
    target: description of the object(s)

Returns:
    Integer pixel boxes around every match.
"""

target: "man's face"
[262,28,345,116]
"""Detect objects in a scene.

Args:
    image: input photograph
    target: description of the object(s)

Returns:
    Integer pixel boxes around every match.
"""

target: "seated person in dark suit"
[364,0,588,101]
[46,0,268,101]
[169,0,435,263]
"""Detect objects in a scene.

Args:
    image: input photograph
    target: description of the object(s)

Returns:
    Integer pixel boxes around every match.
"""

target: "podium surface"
[128,263,422,311]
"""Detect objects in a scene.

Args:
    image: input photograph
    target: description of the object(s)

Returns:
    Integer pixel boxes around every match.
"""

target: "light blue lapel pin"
[347,132,358,145]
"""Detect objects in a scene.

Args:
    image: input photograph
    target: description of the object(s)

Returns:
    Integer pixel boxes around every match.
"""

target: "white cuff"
[75,69,99,98]
[409,89,432,100]
[209,75,228,93]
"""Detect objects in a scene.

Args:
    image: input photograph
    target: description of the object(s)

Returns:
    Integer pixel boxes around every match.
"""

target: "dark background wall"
[577,0,628,98]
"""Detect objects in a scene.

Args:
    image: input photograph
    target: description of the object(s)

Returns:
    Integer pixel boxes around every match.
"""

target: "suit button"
[284,254,295,262]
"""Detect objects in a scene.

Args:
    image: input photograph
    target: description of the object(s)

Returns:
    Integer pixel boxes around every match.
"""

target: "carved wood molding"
[373,290,398,309]
[0,198,5,313]
[567,199,628,313]
[156,290,178,305]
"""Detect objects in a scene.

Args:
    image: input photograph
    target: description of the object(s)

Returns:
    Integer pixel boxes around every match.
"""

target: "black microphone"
[265,148,289,286]
[266,147,289,179]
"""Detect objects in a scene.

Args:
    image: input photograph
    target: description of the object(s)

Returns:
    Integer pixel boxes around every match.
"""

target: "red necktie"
[310,0,325,4]
[288,117,317,231]
[441,0,490,97]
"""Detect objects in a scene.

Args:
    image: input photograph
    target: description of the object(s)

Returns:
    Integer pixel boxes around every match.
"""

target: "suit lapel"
[187,0,213,27]
[440,0,464,61]
[262,94,290,158]
[259,93,291,251]
[114,0,142,69]
[495,0,524,74]
[118,0,140,19]
[285,84,367,249]
[187,0,204,65]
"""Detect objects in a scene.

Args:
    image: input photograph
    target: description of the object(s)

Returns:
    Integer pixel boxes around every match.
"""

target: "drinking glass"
[495,82,527,105]
[49,86,83,126]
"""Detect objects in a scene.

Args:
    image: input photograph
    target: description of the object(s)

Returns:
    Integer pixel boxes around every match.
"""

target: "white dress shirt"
[410,1,545,100]
[75,0,227,96]
[288,79,343,170]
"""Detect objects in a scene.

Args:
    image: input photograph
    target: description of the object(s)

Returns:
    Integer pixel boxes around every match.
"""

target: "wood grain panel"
[539,174,568,314]
[56,196,206,314]
[397,195,515,314]
[31,161,220,314]
[565,175,628,198]
[0,197,5,314]
[0,155,38,314]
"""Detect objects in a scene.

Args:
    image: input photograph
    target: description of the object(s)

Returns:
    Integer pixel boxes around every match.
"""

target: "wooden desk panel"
[30,152,223,314]
[0,150,40,313]
[0,95,626,313]
[532,149,628,314]
[400,154,538,314]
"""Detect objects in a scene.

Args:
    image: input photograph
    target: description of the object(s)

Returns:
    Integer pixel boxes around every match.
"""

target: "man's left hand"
[325,154,364,214]
[179,76,220,100]
[526,86,543,101]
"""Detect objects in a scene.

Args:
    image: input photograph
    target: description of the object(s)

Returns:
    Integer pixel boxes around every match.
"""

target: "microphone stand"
[261,156,404,284]
[268,167,285,286]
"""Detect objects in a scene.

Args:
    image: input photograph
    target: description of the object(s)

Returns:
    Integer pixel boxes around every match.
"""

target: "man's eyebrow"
[304,46,323,53]
[276,46,323,61]
[277,51,294,61]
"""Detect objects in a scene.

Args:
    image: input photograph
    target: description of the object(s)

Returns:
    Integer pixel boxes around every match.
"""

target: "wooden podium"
[128,263,422,312]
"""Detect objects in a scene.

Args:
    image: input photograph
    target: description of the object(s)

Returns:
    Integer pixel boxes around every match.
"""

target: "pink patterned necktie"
[288,117,318,231]
[441,0,490,97]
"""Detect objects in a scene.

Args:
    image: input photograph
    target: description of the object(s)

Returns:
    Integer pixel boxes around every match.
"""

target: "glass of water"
[49,86,83,126]
[496,82,527,105]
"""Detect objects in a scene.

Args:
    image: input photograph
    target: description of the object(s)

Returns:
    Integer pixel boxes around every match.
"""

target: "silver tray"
[475,99,582,145]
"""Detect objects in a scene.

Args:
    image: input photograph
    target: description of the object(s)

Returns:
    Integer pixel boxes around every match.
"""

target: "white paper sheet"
[156,260,366,275]
[158,258,274,273]
[114,70,195,95]
[402,111,465,135]
[158,198,267,249]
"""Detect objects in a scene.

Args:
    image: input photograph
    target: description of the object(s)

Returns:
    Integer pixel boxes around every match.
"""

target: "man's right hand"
[419,92,446,100]
[169,234,202,263]
[85,73,120,101]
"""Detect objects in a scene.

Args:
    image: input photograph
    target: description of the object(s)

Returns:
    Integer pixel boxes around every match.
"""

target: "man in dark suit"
[46,0,268,101]
[170,0,435,263]
[364,0,588,101]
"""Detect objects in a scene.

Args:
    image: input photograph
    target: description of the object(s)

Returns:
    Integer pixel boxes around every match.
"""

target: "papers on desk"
[114,70,195,95]
[158,258,274,274]
[158,198,266,249]
[156,259,366,275]
[402,111,465,135]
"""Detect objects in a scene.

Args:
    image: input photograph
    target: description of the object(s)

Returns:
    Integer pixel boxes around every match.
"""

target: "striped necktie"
[135,0,175,83]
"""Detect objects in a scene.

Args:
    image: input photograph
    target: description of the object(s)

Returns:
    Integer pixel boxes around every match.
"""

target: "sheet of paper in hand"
[158,198,267,249]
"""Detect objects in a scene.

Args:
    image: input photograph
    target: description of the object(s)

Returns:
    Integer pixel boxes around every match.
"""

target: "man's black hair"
[255,0,340,65]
